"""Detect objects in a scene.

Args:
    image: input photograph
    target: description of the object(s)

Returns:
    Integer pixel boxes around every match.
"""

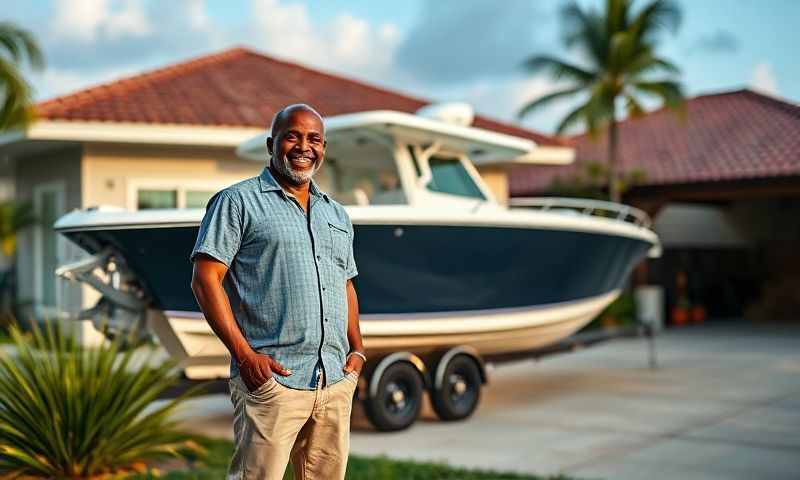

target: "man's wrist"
[235,348,258,368]
[347,350,367,363]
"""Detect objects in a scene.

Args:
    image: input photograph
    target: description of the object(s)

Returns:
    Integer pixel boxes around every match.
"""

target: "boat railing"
[509,196,652,229]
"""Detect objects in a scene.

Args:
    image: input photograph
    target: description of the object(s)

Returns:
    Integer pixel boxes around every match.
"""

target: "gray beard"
[271,154,320,185]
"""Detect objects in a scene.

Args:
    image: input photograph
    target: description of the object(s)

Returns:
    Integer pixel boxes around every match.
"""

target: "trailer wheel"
[431,354,481,421]
[364,361,423,431]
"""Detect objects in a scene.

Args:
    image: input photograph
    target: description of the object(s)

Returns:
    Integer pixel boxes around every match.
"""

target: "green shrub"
[586,291,637,329]
[0,321,199,478]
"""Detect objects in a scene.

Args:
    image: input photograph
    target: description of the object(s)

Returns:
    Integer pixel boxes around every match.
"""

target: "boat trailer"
[57,248,659,432]
[161,323,659,431]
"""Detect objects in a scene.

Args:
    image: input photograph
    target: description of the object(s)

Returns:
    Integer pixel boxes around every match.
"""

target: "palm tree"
[0,23,42,321]
[518,0,685,203]
[0,22,44,131]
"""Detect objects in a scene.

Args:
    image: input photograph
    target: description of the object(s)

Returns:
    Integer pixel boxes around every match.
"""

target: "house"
[510,89,800,322]
[0,47,571,332]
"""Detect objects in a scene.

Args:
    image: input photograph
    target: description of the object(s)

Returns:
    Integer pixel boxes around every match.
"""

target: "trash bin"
[634,285,664,332]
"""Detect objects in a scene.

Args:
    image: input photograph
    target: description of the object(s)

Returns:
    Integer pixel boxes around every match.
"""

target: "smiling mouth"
[288,156,315,169]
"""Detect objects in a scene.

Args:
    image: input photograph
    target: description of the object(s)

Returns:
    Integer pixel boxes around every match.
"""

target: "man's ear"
[266,137,274,155]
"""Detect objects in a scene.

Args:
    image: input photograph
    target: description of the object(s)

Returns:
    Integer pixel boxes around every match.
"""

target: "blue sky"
[5,0,798,134]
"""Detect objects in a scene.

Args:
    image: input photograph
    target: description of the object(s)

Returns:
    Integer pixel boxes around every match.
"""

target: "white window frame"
[127,178,233,210]
[33,180,67,315]
[405,145,496,206]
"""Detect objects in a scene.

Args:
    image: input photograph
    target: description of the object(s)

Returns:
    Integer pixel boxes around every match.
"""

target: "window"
[186,190,216,208]
[316,142,407,206]
[137,189,177,209]
[134,187,222,210]
[427,156,485,199]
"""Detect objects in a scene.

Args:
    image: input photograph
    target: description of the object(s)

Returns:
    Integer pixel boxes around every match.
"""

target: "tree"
[0,23,42,322]
[518,0,685,203]
[0,21,44,131]
[546,160,646,200]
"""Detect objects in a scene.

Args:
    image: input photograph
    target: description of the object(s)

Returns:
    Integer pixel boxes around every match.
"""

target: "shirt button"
[316,255,321,260]
[325,318,329,322]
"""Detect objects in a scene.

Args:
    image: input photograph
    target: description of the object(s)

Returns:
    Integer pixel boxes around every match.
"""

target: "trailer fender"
[433,346,487,391]
[368,352,429,398]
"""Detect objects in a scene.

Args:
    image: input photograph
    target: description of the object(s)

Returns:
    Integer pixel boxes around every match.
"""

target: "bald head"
[270,104,324,137]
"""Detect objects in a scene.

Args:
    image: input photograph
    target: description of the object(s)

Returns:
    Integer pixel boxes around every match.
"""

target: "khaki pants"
[228,371,358,480]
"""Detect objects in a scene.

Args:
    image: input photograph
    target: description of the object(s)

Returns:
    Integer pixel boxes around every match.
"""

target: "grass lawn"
[130,436,578,480]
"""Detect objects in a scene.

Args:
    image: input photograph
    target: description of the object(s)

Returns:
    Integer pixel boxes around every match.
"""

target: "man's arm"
[342,278,365,375]
[190,255,290,391]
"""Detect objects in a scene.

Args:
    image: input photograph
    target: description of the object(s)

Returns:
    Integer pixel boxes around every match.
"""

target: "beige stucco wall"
[476,166,509,205]
[82,143,263,209]
[79,143,264,313]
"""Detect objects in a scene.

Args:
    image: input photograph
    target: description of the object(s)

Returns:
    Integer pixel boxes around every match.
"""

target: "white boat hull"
[151,290,619,379]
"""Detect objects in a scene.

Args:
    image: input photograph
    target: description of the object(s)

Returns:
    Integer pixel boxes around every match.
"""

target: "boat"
[54,107,660,428]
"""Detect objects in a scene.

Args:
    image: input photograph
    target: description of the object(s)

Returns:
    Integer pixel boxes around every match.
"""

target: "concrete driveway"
[181,322,800,479]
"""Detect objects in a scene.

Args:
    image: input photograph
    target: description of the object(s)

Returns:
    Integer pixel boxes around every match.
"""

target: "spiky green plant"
[0,321,200,478]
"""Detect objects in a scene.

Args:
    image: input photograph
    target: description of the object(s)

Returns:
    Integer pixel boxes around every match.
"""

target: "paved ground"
[179,322,800,479]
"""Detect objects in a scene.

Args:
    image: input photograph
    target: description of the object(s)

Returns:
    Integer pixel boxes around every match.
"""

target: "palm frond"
[521,55,595,83]
[608,30,641,75]
[624,93,646,118]
[606,0,630,36]
[588,82,617,123]
[626,50,680,78]
[561,2,608,67]
[554,102,590,136]
[517,86,585,120]
[0,22,44,70]
[630,0,682,42]
[0,22,42,132]
[633,80,685,111]
[0,56,35,131]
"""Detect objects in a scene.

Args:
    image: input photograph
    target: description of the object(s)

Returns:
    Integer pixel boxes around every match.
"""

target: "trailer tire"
[430,354,481,421]
[364,361,423,431]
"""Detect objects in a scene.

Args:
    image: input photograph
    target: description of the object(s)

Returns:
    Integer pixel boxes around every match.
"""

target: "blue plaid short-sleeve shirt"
[190,167,358,390]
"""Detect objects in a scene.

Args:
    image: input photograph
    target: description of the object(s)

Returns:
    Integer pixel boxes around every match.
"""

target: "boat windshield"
[316,141,407,206]
[426,155,486,200]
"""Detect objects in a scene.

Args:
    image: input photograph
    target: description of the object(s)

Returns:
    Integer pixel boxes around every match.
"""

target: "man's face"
[268,109,326,186]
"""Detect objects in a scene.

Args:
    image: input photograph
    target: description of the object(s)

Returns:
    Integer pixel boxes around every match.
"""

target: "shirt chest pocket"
[328,222,349,270]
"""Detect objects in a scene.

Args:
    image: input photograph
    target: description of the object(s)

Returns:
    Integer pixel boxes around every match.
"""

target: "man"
[190,104,365,480]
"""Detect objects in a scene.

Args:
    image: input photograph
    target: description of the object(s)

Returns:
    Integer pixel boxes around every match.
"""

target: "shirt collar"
[259,166,329,202]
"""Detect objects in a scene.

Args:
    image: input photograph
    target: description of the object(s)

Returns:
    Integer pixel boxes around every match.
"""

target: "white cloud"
[35,0,566,135]
[35,0,219,100]
[31,64,147,100]
[185,0,210,30]
[417,75,572,135]
[52,0,152,42]
[105,0,152,38]
[52,0,109,41]
[750,62,779,96]
[250,0,401,81]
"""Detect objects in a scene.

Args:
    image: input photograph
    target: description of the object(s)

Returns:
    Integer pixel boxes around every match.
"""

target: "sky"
[5,0,799,135]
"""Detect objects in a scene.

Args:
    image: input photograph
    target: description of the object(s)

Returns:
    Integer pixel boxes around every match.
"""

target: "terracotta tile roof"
[510,89,800,196]
[35,47,563,146]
